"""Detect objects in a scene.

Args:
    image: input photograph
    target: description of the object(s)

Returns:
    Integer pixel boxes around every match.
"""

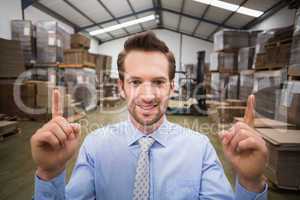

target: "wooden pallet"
[265,38,293,48]
[0,120,21,141]
[288,66,300,78]
[235,117,296,129]
[58,63,96,69]
[0,128,21,141]
[32,63,59,68]
[254,65,287,71]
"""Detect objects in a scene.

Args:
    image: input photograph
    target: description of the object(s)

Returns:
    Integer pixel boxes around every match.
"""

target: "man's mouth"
[137,104,158,111]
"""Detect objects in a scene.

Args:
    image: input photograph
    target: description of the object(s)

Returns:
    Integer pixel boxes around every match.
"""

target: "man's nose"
[139,83,156,102]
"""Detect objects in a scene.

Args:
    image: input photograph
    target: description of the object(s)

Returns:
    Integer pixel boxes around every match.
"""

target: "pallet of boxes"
[207,29,254,128]
[0,33,29,139]
[30,21,84,122]
[241,13,299,190]
[60,33,96,113]
[91,50,121,109]
[258,9,300,191]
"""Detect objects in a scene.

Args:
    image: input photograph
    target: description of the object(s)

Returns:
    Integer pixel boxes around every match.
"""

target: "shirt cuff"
[34,170,66,200]
[235,180,268,200]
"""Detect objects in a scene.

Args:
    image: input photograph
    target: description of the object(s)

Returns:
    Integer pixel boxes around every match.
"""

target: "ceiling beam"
[32,1,79,30]
[100,29,148,44]
[177,0,186,31]
[192,5,211,35]
[22,0,34,10]
[152,0,163,28]
[62,0,114,39]
[96,0,130,35]
[157,0,163,27]
[79,6,235,32]
[209,0,249,39]
[126,0,145,31]
[163,27,213,43]
[161,8,237,29]
[99,27,213,44]
[243,0,289,29]
[78,7,154,31]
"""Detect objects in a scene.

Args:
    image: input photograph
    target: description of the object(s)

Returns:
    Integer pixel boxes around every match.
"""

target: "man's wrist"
[238,175,266,193]
[36,167,65,181]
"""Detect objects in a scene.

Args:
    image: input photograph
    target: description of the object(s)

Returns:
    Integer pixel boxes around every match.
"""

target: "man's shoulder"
[83,120,128,145]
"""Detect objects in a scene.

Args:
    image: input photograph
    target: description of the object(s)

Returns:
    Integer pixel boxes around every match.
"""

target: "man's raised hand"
[31,89,81,180]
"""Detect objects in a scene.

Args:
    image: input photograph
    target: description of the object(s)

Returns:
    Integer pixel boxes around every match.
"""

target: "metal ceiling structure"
[23,0,292,44]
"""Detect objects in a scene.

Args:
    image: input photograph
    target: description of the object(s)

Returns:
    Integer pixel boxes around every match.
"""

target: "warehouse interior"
[0,0,300,199]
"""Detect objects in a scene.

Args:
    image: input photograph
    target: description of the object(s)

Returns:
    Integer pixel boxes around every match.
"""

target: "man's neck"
[129,115,165,135]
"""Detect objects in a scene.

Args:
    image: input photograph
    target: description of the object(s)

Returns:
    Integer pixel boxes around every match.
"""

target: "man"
[31,31,268,199]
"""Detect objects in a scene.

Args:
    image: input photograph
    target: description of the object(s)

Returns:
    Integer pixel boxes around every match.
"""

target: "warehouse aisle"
[0,110,299,200]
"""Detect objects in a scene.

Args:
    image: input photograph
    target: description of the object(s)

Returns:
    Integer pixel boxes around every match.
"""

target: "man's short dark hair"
[117,31,176,81]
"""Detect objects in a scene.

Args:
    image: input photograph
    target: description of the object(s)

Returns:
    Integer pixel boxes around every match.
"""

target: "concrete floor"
[0,108,299,200]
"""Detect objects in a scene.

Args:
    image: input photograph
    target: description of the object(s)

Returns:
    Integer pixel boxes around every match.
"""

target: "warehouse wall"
[97,29,213,78]
[88,37,100,54]
[0,0,22,39]
[252,6,296,30]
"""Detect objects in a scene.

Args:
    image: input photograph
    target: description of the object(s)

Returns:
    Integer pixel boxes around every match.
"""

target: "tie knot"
[138,137,155,152]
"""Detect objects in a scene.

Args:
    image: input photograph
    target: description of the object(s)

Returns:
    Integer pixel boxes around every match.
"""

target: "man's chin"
[135,113,162,127]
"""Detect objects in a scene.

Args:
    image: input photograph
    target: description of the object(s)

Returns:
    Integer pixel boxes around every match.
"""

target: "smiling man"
[31,31,268,200]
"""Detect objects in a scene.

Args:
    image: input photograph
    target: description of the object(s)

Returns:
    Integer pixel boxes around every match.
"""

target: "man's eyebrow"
[126,76,168,81]
[152,77,168,81]
[127,76,142,80]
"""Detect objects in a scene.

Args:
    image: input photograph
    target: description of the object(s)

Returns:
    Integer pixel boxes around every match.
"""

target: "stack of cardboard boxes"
[0,38,25,78]
[36,21,67,64]
[11,20,36,65]
[63,33,94,67]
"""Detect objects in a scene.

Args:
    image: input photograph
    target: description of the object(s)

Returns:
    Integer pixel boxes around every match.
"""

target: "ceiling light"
[193,0,263,17]
[237,6,264,18]
[90,14,156,36]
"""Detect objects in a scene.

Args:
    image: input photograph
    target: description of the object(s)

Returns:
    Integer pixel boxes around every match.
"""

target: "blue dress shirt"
[34,117,267,200]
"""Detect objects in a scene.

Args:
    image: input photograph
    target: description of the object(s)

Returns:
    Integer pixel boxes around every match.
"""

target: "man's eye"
[152,80,164,86]
[131,80,141,86]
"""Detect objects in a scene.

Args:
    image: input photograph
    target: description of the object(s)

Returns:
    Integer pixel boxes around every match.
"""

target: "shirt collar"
[126,115,172,148]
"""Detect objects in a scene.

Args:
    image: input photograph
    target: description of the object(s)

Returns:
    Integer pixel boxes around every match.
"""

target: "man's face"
[119,50,174,127]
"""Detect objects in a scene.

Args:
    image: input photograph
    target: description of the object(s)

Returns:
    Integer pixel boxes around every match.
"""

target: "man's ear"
[170,80,175,96]
[118,79,126,99]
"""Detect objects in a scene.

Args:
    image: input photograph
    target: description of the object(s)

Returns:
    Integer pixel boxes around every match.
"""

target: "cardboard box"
[0,80,36,118]
[276,81,300,127]
[239,70,254,101]
[11,20,36,64]
[214,29,249,52]
[256,128,300,190]
[254,69,287,119]
[210,52,237,73]
[71,33,90,49]
[289,35,300,75]
[217,106,246,124]
[63,49,95,66]
[238,47,255,71]
[227,75,239,99]
[0,38,25,78]
[36,21,68,64]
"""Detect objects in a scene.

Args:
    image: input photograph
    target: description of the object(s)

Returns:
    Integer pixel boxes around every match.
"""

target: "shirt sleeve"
[199,138,235,199]
[235,180,268,200]
[199,138,268,200]
[34,170,66,200]
[33,138,96,200]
